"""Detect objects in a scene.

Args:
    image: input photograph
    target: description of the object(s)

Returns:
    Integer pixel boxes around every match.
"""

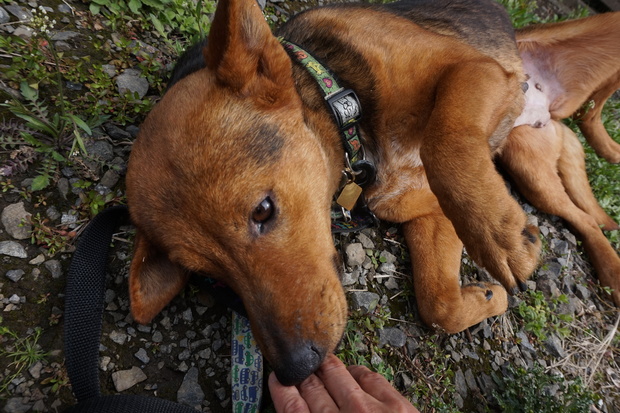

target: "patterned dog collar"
[279,38,363,163]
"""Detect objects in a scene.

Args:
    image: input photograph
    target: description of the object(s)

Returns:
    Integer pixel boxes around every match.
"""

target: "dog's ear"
[129,232,190,324]
[203,0,293,96]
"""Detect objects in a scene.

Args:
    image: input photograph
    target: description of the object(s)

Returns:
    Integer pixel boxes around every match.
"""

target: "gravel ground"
[1,0,619,412]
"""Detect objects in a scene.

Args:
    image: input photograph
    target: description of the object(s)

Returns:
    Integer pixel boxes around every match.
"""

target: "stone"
[102,64,117,78]
[345,243,366,267]
[379,250,396,264]
[29,254,45,265]
[0,241,27,258]
[0,7,10,24]
[2,397,33,413]
[46,206,61,221]
[516,331,536,355]
[544,334,565,358]
[116,70,149,99]
[86,140,115,162]
[152,331,163,343]
[378,327,406,347]
[110,330,128,345]
[357,232,374,249]
[177,367,205,409]
[112,366,147,392]
[134,348,150,364]
[2,202,32,240]
[575,284,591,300]
[5,269,24,282]
[100,170,120,189]
[51,31,79,41]
[12,25,33,39]
[57,3,72,13]
[4,4,31,20]
[349,291,379,313]
[28,361,43,379]
[454,369,468,397]
[44,260,62,279]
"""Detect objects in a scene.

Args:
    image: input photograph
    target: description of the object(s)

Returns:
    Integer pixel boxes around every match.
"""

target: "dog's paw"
[421,282,508,334]
[465,212,541,293]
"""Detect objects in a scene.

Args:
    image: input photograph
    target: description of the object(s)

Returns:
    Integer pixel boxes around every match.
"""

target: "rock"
[86,140,115,162]
[44,260,62,279]
[104,123,132,140]
[550,239,569,256]
[116,69,149,99]
[152,331,163,343]
[57,178,70,199]
[57,3,72,13]
[100,170,120,189]
[110,330,128,345]
[544,334,565,358]
[51,31,79,41]
[357,232,374,249]
[5,269,24,282]
[2,397,33,413]
[12,25,33,39]
[384,276,399,290]
[46,206,61,221]
[102,64,116,78]
[349,291,379,313]
[0,241,27,258]
[134,348,150,364]
[177,367,205,409]
[61,212,78,226]
[516,331,536,355]
[29,254,45,265]
[28,361,43,379]
[536,276,560,297]
[378,327,406,347]
[0,7,10,24]
[345,243,366,267]
[379,250,396,264]
[112,366,147,392]
[455,369,468,397]
[4,4,31,20]
[341,270,359,286]
[575,284,591,300]
[2,202,32,240]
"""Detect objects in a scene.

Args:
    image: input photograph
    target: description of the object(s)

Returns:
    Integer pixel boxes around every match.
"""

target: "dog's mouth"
[190,274,345,385]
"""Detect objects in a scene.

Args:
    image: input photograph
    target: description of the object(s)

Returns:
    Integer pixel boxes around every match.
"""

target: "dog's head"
[126,0,347,385]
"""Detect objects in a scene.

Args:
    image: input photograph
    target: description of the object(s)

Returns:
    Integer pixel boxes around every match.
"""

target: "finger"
[268,372,310,413]
[315,354,366,406]
[348,365,420,412]
[298,373,339,412]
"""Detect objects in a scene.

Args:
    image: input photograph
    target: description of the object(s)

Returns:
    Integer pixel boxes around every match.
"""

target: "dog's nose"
[273,343,325,386]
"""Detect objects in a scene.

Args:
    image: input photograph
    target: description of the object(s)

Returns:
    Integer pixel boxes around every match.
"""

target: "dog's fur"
[126,0,620,385]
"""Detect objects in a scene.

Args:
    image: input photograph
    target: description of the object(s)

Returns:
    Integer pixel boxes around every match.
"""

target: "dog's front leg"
[402,213,508,333]
[420,61,540,293]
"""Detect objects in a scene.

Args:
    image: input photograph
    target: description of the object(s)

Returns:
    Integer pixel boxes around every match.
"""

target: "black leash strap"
[63,205,197,412]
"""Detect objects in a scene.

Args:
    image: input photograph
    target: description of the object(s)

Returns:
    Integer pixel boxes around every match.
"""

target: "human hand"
[268,354,419,413]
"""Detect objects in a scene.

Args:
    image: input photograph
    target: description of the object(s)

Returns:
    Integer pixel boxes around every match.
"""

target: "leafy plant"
[29,213,76,255]
[516,291,572,341]
[492,364,597,412]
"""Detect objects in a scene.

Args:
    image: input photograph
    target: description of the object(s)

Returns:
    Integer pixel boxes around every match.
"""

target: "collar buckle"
[325,88,362,131]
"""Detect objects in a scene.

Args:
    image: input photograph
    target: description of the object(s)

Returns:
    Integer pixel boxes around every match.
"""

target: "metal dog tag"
[336,181,363,211]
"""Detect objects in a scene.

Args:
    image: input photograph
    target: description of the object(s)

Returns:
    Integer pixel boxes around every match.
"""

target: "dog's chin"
[271,343,326,386]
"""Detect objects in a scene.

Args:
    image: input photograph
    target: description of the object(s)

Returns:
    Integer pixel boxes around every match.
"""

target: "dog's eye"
[252,197,274,224]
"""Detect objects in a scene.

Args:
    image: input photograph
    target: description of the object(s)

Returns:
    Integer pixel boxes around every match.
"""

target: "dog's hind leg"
[574,73,620,164]
[402,214,508,334]
[500,122,620,305]
[556,122,619,231]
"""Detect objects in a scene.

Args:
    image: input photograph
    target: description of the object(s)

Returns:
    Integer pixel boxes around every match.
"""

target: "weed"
[516,290,573,341]
[0,326,48,394]
[492,364,598,412]
[29,213,76,255]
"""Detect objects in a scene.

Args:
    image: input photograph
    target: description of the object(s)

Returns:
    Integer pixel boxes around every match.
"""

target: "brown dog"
[126,0,619,385]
